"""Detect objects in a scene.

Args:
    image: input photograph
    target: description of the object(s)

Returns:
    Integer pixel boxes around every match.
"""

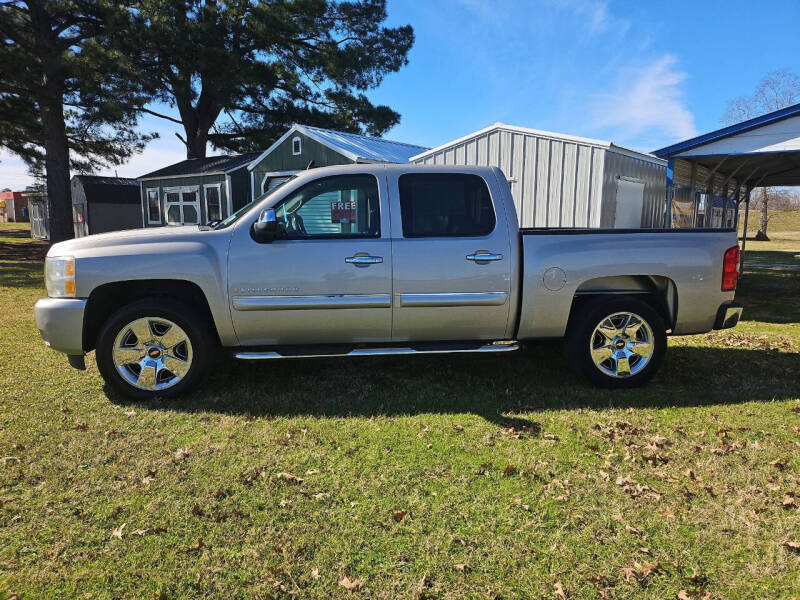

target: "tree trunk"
[755,187,769,241]
[184,127,209,158]
[31,0,73,244]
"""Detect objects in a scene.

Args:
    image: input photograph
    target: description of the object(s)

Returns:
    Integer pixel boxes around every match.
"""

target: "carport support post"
[664,158,674,227]
[739,185,752,274]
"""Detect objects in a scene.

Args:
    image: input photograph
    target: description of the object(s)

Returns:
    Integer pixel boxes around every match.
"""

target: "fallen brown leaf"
[392,509,407,522]
[111,523,126,539]
[625,524,643,537]
[771,458,789,470]
[554,581,568,599]
[503,465,517,476]
[275,472,303,484]
[453,563,470,573]
[783,540,800,553]
[338,576,362,592]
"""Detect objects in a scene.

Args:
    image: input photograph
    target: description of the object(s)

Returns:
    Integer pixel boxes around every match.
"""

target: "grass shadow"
[106,342,800,422]
[0,260,43,287]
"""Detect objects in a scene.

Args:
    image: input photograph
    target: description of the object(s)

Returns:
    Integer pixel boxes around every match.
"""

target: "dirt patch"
[0,239,48,262]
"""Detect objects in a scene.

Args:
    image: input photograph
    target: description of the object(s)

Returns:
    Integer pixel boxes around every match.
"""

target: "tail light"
[722,245,741,291]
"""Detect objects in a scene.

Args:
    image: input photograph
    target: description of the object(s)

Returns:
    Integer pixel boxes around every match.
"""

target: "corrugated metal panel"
[299,125,428,163]
[410,124,666,228]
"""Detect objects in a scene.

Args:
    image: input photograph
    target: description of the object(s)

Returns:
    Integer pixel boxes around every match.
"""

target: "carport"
[653,102,800,269]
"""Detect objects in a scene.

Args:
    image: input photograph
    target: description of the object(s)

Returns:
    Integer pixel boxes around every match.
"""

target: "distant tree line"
[0,0,413,243]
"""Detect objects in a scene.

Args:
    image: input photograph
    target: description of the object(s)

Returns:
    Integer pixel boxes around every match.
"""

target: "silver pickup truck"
[35,164,743,399]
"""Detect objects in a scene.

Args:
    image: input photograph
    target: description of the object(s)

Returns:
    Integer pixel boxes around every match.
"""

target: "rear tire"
[95,298,215,400]
[566,296,666,389]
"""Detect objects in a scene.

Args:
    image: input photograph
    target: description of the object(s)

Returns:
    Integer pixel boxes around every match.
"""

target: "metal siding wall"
[561,144,577,227]
[534,138,549,225]
[509,133,525,222]
[548,140,563,226]
[573,145,591,226]
[410,126,665,228]
[521,135,537,226]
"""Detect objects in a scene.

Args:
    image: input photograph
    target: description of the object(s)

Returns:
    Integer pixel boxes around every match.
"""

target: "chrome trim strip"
[232,294,391,311]
[234,343,519,360]
[397,291,508,307]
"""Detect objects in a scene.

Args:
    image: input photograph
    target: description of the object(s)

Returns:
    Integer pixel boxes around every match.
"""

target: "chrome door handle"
[345,255,383,265]
[466,252,503,262]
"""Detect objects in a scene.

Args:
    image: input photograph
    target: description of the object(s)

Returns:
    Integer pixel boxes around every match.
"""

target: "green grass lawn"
[1,217,799,599]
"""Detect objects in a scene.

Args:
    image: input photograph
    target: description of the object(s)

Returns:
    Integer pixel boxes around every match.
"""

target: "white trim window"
[291,136,302,155]
[261,170,299,195]
[204,183,223,223]
[145,187,161,224]
[163,186,201,225]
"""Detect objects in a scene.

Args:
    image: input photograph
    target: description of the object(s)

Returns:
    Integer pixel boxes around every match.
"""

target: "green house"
[138,152,260,227]
[247,124,429,198]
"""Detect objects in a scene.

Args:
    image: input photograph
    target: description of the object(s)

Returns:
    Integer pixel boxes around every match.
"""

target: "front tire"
[96,298,214,400]
[566,297,666,389]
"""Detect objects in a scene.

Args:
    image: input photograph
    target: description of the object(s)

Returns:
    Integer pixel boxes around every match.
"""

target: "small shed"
[0,190,28,222]
[25,192,49,240]
[409,123,667,229]
[138,152,260,227]
[71,175,141,237]
[248,124,429,198]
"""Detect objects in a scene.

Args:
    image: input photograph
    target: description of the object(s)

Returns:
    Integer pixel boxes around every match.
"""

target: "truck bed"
[516,227,739,339]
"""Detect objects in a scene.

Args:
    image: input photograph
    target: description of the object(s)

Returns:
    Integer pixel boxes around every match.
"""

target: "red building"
[0,190,28,222]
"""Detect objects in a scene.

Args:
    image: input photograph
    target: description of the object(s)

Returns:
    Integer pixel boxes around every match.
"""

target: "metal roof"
[247,124,429,169]
[72,174,139,187]
[139,151,261,180]
[653,102,800,188]
[409,122,665,166]
[652,102,800,158]
[71,174,141,204]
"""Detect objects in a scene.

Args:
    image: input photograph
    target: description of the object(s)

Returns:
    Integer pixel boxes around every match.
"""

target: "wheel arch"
[568,275,677,334]
[83,279,221,352]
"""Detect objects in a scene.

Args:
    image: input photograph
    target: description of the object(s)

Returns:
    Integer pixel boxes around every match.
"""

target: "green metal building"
[247,124,429,198]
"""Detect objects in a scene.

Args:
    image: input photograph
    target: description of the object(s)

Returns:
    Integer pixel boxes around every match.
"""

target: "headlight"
[45,256,76,297]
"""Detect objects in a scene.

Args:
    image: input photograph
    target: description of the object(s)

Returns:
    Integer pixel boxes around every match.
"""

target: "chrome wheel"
[112,317,193,391]
[589,311,654,378]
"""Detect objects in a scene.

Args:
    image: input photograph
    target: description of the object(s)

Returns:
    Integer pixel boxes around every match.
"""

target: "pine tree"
[0,0,153,243]
[127,0,414,158]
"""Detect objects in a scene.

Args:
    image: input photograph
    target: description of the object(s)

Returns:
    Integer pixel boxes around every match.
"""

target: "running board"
[234,342,519,360]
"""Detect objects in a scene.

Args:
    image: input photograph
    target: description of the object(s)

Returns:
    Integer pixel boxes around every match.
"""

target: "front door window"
[274,174,380,238]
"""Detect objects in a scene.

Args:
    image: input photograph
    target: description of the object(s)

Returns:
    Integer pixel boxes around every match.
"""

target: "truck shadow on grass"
[106,342,800,423]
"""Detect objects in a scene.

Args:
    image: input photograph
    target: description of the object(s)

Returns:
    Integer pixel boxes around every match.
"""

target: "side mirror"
[251,208,279,243]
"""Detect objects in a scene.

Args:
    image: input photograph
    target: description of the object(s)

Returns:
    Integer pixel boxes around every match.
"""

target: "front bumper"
[713,301,743,330]
[34,297,87,355]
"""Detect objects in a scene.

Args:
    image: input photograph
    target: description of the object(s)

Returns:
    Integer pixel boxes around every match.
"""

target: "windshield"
[213,175,297,230]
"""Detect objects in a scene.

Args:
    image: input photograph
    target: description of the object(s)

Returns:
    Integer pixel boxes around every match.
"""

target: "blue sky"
[3,0,800,189]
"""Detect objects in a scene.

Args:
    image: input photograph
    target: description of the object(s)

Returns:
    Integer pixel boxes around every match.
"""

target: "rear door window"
[398,173,495,237]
